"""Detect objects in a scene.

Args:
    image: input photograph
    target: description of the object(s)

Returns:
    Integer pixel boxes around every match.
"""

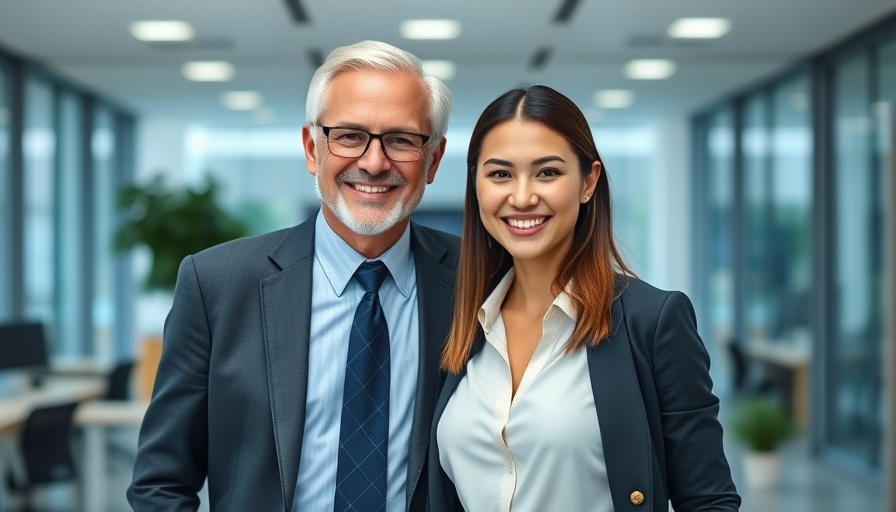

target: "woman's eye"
[538,168,561,177]
[486,170,511,179]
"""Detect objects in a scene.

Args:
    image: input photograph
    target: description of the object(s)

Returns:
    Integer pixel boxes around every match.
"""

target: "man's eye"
[335,132,365,142]
[386,135,420,147]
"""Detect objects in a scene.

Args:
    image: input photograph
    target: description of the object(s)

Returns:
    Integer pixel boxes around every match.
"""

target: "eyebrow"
[326,121,422,134]
[482,155,567,167]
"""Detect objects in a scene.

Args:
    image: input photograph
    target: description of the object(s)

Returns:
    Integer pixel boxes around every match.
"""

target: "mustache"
[336,169,407,187]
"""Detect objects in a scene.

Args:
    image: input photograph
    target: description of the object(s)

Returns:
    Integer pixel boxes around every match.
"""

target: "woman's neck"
[504,259,559,316]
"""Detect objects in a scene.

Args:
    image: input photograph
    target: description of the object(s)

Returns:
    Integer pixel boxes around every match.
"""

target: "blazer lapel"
[260,217,316,510]
[586,297,655,511]
[405,224,456,510]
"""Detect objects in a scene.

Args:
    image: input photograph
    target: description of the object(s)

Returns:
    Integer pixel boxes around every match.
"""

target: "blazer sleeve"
[127,255,210,511]
[650,291,741,511]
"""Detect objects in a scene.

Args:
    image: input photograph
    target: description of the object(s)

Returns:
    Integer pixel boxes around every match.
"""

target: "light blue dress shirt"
[293,211,419,512]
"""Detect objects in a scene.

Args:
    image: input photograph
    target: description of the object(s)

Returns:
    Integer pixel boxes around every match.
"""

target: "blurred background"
[0,0,894,510]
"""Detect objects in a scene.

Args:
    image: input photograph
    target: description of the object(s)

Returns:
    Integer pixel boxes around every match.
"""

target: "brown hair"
[441,85,633,373]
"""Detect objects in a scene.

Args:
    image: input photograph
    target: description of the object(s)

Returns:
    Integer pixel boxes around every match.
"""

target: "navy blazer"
[428,277,741,512]
[128,214,459,512]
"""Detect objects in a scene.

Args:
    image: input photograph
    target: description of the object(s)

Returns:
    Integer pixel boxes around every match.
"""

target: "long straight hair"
[441,85,633,373]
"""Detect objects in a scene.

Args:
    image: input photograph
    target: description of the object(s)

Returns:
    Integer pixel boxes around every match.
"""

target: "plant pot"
[742,451,781,490]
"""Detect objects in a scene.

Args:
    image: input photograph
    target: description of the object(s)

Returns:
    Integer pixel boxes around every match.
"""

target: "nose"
[507,180,538,209]
[356,137,391,175]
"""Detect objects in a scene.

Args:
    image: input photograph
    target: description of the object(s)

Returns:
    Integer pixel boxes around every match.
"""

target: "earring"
[583,195,590,203]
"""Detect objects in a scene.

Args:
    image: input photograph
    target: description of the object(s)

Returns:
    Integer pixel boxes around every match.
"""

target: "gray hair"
[305,40,453,146]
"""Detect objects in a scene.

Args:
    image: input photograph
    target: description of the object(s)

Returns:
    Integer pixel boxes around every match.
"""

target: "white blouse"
[437,269,614,512]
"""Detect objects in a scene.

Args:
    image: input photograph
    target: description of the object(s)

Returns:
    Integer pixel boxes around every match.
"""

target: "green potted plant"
[114,174,248,291]
[114,174,247,400]
[730,397,796,489]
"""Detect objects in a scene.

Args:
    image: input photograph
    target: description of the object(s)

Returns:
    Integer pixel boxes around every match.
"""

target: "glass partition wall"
[0,60,10,318]
[693,23,894,484]
[0,48,135,361]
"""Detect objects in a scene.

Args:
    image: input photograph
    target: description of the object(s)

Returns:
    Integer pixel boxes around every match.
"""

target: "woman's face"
[475,119,598,268]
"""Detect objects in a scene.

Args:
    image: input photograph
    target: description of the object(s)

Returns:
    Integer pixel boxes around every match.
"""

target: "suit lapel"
[586,296,655,511]
[405,224,455,510]
[260,217,316,510]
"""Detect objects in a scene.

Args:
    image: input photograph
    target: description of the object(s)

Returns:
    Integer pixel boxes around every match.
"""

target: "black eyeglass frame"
[319,125,432,162]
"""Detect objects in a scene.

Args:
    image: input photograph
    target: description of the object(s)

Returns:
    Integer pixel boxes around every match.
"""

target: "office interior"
[0,1,894,510]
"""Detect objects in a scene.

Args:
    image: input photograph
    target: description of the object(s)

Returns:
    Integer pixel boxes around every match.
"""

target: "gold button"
[630,491,645,506]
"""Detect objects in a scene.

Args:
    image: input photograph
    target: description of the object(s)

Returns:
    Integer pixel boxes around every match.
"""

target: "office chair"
[726,340,792,408]
[7,401,79,511]
[100,361,139,467]
[105,361,135,401]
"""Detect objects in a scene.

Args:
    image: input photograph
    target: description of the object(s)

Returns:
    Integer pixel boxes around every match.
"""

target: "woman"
[428,86,740,512]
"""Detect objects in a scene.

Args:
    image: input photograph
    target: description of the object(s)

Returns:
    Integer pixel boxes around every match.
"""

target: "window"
[769,76,812,342]
[23,75,56,336]
[742,93,772,339]
[0,61,10,318]
[830,50,882,472]
[56,91,86,356]
[706,109,736,351]
[92,105,117,358]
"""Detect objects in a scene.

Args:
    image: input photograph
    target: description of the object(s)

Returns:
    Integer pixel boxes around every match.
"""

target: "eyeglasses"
[319,126,431,162]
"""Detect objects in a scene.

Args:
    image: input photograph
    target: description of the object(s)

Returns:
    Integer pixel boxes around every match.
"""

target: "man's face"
[303,69,443,243]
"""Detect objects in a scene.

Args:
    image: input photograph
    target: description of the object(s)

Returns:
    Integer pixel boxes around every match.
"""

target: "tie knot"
[354,260,389,293]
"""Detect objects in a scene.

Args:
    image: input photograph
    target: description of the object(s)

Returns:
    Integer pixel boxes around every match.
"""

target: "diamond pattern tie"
[334,260,391,512]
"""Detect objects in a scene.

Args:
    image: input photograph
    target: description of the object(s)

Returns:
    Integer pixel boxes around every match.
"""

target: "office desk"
[76,400,148,512]
[49,357,113,378]
[746,338,811,427]
[0,376,106,510]
[0,376,106,432]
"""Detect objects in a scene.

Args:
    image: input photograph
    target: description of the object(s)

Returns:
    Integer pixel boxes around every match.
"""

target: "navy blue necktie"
[335,261,391,512]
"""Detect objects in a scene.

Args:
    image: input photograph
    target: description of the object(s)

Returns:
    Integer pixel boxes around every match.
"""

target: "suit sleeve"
[127,255,210,511]
[652,291,741,511]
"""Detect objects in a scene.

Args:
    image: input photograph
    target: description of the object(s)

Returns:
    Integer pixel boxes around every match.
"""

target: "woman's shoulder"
[614,274,694,317]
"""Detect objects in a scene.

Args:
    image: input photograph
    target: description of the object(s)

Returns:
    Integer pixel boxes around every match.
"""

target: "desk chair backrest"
[19,401,79,485]
[105,361,135,401]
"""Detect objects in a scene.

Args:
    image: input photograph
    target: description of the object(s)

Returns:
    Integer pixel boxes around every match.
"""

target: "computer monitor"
[0,321,50,373]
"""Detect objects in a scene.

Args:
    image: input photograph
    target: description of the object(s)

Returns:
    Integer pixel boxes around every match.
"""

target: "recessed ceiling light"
[421,60,456,81]
[222,91,263,111]
[667,18,731,39]
[625,59,676,80]
[594,89,634,109]
[400,19,461,40]
[130,21,194,42]
[182,61,234,82]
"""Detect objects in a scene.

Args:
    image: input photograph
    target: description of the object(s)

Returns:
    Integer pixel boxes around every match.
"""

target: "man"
[128,40,458,512]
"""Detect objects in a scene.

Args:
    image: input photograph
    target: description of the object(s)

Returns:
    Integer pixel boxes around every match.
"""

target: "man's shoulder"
[194,227,294,261]
[411,223,461,250]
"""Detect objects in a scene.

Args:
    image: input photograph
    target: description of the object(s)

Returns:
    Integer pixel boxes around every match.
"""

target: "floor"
[726,436,884,512]
[1,423,887,511]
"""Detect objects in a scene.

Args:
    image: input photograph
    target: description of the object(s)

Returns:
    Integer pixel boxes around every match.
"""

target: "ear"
[302,125,319,176]
[583,160,601,200]
[425,137,448,184]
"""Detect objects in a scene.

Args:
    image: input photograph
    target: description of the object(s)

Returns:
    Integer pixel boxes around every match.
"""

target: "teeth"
[353,184,390,193]
[507,217,546,229]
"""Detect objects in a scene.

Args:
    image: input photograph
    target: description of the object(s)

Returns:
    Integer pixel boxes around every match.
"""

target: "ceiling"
[1,0,894,129]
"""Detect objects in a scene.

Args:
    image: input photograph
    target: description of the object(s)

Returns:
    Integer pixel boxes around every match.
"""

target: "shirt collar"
[477,268,578,333]
[314,210,413,297]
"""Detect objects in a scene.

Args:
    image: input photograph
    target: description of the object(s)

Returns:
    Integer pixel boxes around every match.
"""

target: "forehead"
[321,69,431,133]
[479,120,575,161]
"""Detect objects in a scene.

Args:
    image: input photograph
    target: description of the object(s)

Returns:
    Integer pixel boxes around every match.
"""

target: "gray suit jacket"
[128,214,460,511]
[428,277,741,512]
